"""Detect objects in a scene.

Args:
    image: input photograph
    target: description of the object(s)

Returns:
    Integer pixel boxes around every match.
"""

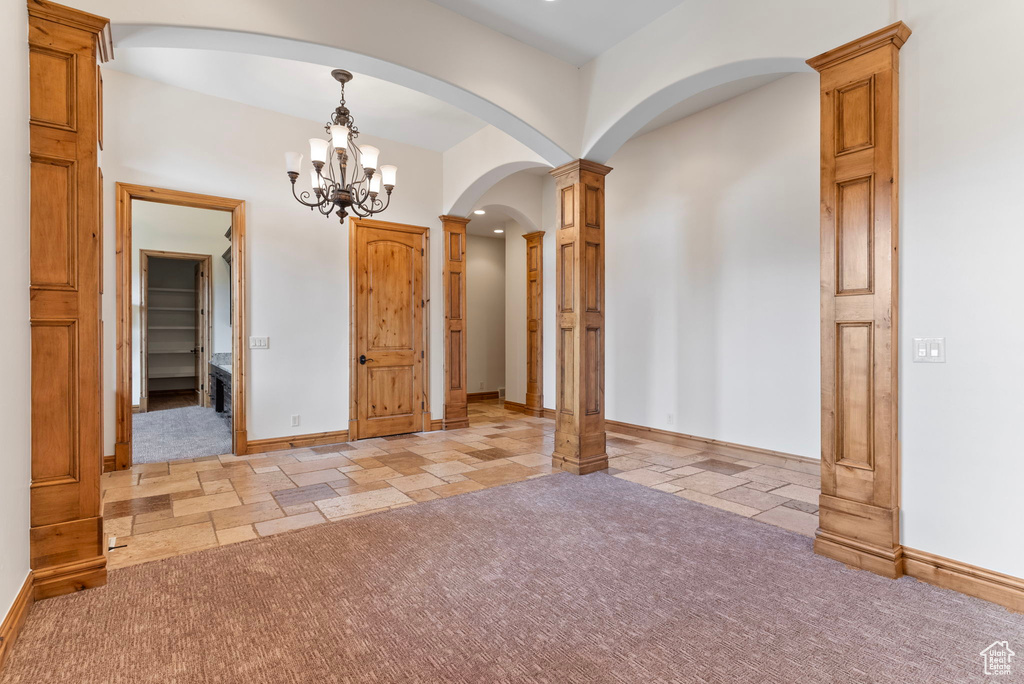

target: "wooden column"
[808,22,911,579]
[440,215,470,429]
[523,231,545,416]
[28,0,112,599]
[551,160,611,475]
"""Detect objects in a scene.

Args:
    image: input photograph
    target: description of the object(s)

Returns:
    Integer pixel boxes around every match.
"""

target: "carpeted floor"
[132,406,232,463]
[4,473,1023,683]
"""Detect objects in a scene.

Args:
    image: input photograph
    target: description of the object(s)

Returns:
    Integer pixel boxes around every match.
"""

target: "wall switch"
[291,415,300,427]
[249,336,269,349]
[912,337,945,363]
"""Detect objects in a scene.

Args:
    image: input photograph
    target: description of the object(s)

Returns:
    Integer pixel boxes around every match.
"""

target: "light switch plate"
[249,336,269,349]
[912,337,945,363]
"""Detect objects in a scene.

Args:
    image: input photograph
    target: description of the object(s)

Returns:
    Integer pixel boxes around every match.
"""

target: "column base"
[815,494,903,579]
[553,429,608,475]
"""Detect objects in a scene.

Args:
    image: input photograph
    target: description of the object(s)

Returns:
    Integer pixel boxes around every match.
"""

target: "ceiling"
[106,48,487,152]
[466,208,515,236]
[426,0,687,66]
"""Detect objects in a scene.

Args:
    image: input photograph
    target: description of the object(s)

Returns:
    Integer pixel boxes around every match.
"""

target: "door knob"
[359,354,374,365]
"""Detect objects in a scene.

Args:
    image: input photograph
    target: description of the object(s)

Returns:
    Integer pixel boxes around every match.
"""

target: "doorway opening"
[115,184,246,469]
[464,213,508,423]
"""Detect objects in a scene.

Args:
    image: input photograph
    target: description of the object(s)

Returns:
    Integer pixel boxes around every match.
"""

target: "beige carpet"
[3,473,1023,683]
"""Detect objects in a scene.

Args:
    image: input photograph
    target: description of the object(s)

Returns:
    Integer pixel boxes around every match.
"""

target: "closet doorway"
[138,250,212,413]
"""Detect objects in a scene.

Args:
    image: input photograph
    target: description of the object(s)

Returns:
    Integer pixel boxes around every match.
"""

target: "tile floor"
[102,401,821,569]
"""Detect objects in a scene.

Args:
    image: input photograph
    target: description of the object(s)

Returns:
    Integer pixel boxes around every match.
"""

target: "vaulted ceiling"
[425,0,688,65]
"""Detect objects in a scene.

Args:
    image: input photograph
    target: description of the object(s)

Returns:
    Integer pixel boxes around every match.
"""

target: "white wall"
[897,0,1024,578]
[131,202,232,403]
[0,0,32,621]
[604,73,821,459]
[502,220,528,404]
[466,235,505,394]
[101,70,443,448]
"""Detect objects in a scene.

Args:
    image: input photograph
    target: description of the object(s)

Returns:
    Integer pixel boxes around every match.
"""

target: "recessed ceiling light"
[474,210,486,215]
[494,229,504,234]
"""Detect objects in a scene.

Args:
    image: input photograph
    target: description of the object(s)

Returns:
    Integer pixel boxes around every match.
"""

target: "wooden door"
[350,219,427,439]
[193,262,205,405]
[523,231,545,416]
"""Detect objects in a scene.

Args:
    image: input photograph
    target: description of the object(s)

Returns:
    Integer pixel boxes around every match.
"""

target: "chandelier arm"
[291,183,323,208]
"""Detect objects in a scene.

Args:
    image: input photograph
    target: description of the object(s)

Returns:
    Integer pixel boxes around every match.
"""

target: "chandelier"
[284,69,397,223]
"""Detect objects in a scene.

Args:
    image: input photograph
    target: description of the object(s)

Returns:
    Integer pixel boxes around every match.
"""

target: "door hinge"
[421,350,424,359]
[421,299,425,308]
[421,248,424,256]
[421,401,424,409]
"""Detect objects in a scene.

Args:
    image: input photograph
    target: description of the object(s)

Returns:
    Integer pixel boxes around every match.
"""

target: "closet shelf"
[150,287,195,293]
[149,349,195,355]
[149,326,195,330]
[148,370,195,379]
[149,306,195,311]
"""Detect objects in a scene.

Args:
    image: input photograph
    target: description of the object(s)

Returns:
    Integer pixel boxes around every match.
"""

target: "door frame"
[115,183,247,470]
[138,249,213,413]
[348,217,430,440]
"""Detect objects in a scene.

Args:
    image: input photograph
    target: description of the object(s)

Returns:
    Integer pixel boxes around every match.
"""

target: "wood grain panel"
[28,0,113,599]
[836,322,873,469]
[836,77,875,155]
[29,157,76,289]
[552,160,612,475]
[836,176,874,295]
[30,320,77,484]
[352,219,427,438]
[809,21,910,578]
[29,46,75,130]
[439,216,469,429]
[367,240,415,351]
[523,231,545,415]
[367,367,414,418]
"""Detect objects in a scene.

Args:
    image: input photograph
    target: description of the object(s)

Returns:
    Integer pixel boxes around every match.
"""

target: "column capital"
[550,159,613,180]
[439,215,471,226]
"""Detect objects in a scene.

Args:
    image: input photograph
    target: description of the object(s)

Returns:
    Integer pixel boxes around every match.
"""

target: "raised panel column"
[440,215,470,429]
[808,22,911,579]
[551,160,611,475]
[523,230,545,417]
[28,0,112,599]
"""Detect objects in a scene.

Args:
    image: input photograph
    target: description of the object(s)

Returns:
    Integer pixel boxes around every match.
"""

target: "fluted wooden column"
[440,215,470,429]
[522,230,545,417]
[551,160,611,474]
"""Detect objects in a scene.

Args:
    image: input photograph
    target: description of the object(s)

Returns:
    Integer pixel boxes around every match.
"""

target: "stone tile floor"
[102,401,821,569]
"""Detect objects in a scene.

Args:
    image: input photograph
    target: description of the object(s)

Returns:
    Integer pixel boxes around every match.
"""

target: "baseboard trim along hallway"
[0,572,33,670]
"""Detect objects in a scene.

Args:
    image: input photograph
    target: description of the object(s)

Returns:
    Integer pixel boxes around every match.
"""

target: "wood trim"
[102,454,114,472]
[115,183,247,465]
[504,400,555,419]
[605,419,820,474]
[806,21,912,71]
[440,215,470,430]
[30,555,106,600]
[429,418,444,432]
[29,0,110,602]
[244,430,350,455]
[348,218,429,441]
[523,230,545,415]
[550,160,612,475]
[0,572,34,670]
[809,25,909,579]
[467,391,500,402]
[904,548,1024,614]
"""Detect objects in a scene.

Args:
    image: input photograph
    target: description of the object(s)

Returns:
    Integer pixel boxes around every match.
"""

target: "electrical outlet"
[667,413,674,425]
[479,381,484,390]
[249,336,270,349]
[291,415,300,427]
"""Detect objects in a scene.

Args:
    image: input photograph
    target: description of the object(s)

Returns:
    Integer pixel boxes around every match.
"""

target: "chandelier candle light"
[285,69,398,222]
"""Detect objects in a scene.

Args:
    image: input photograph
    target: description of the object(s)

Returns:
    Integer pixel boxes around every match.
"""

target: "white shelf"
[149,326,195,330]
[149,306,195,311]
[149,350,194,355]
[148,370,195,379]
[150,287,195,293]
